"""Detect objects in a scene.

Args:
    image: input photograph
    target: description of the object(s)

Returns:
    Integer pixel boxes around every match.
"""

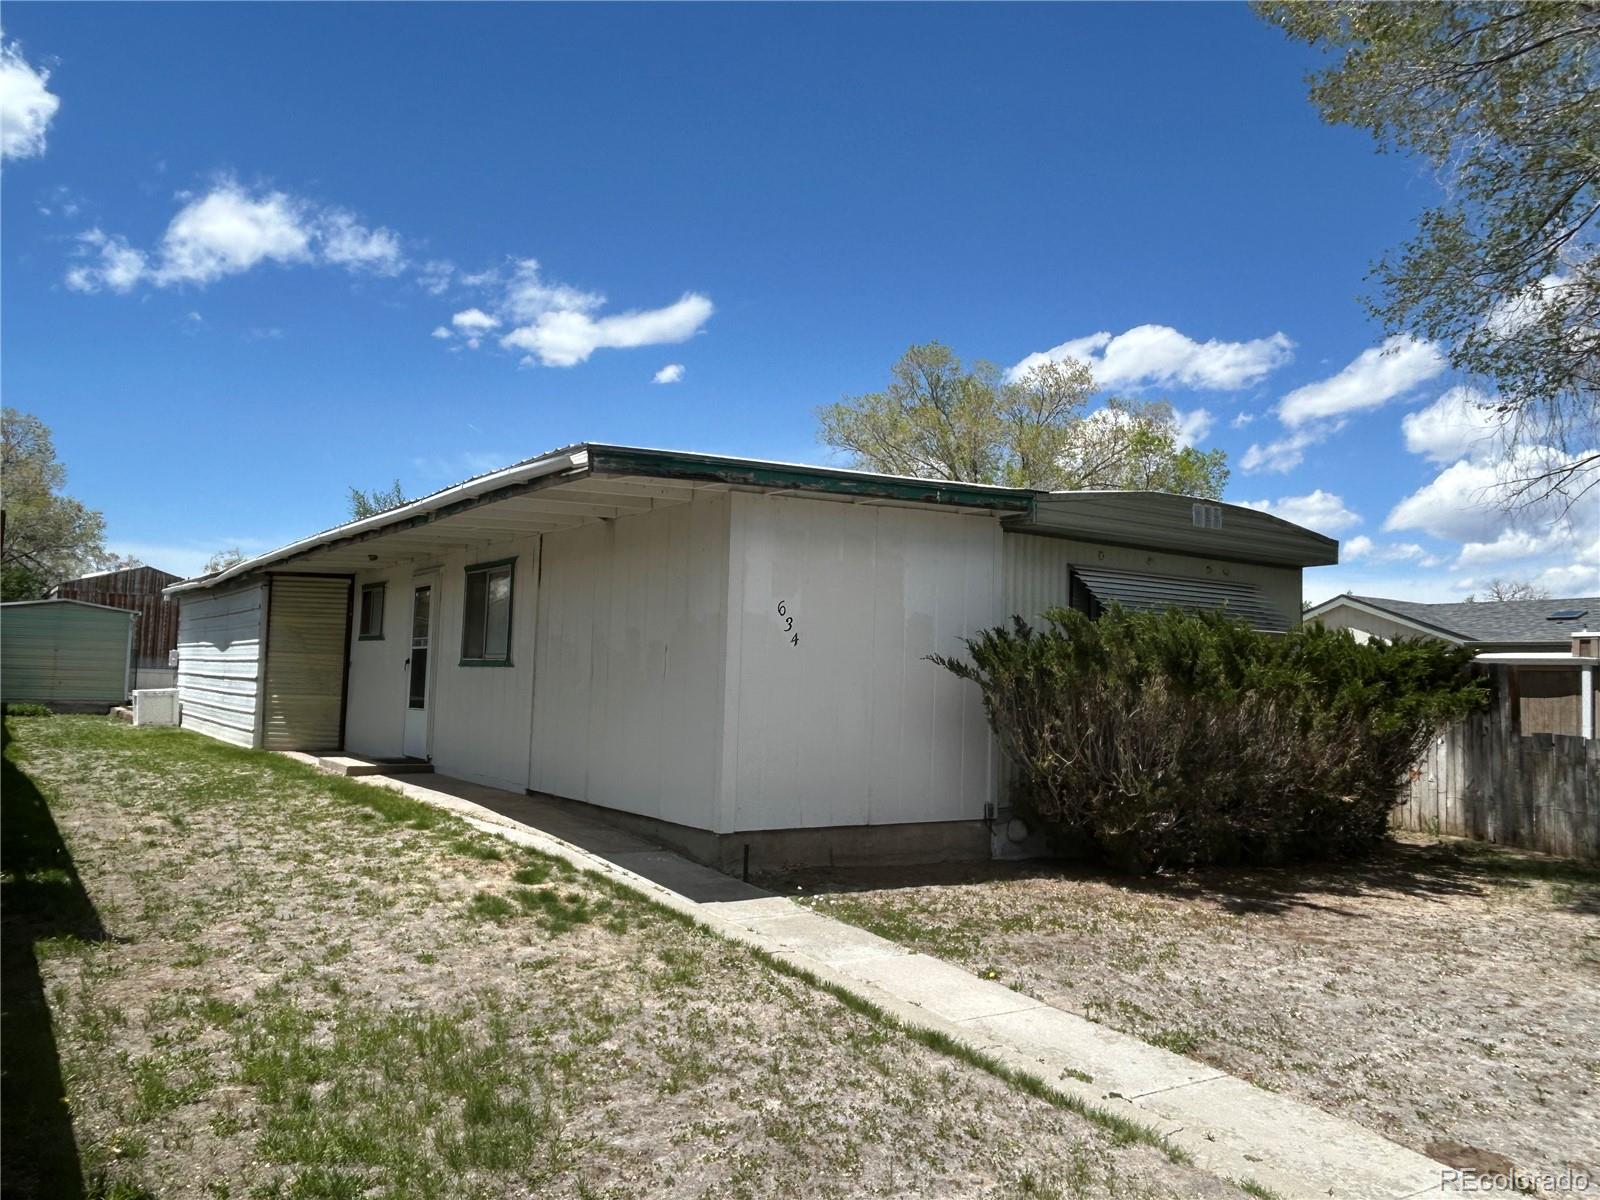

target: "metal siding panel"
[1072,565,1288,632]
[176,583,265,746]
[261,577,351,751]
[730,494,1003,832]
[528,494,729,826]
[0,603,134,704]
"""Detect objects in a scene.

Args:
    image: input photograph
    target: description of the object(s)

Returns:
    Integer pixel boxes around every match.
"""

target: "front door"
[402,581,435,758]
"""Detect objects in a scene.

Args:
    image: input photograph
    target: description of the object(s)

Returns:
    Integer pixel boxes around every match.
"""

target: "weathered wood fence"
[1394,699,1598,861]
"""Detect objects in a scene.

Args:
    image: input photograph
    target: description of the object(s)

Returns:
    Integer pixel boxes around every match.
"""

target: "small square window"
[358,583,386,640]
[461,559,514,665]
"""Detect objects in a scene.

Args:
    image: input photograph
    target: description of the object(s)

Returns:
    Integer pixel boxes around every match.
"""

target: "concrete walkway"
[319,760,1454,1200]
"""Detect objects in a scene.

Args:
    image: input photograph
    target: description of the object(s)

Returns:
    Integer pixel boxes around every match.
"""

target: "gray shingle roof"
[1349,595,1600,645]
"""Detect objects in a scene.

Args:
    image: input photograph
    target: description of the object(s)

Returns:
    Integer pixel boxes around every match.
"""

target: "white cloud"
[1239,489,1361,536]
[451,307,499,333]
[450,307,500,349]
[64,229,149,294]
[1277,336,1445,427]
[1011,324,1293,390]
[1343,535,1374,560]
[1400,385,1510,464]
[434,259,714,369]
[430,325,453,340]
[1230,412,1256,429]
[0,33,59,160]
[1239,423,1340,474]
[155,185,314,285]
[653,363,686,384]
[63,180,406,292]
[318,209,404,275]
[1172,407,1212,448]
[417,259,454,296]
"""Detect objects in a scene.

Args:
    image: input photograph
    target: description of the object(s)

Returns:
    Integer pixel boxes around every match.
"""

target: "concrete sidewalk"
[328,761,1453,1200]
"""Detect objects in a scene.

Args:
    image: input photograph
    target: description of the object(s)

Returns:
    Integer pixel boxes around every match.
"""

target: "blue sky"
[3,4,1594,600]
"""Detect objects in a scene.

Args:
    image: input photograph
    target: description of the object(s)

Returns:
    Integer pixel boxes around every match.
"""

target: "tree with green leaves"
[1,408,111,599]
[1255,2,1599,504]
[816,342,1229,497]
[348,479,407,520]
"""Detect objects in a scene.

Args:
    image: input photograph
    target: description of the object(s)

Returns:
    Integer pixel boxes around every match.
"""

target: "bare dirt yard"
[796,835,1600,1192]
[1,716,1252,1200]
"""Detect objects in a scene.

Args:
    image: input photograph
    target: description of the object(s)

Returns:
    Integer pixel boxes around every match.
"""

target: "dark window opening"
[358,583,386,639]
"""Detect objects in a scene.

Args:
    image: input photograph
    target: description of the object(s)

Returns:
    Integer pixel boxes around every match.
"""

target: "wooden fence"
[1394,697,1598,861]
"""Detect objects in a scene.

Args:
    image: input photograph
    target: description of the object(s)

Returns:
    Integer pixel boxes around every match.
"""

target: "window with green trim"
[461,559,514,665]
[358,582,386,639]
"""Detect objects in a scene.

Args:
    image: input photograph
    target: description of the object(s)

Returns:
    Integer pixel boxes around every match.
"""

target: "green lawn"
[0,716,1246,1200]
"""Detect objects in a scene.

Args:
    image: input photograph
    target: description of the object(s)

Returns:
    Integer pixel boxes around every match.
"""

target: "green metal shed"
[1,598,137,710]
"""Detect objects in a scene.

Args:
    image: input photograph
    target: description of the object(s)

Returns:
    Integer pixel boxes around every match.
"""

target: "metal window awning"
[1072,566,1289,633]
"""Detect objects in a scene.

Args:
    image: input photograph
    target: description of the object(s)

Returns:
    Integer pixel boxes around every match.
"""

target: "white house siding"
[427,536,543,791]
[1309,606,1433,645]
[529,493,730,831]
[1001,531,1303,629]
[176,583,266,747]
[722,493,1003,833]
[343,563,413,760]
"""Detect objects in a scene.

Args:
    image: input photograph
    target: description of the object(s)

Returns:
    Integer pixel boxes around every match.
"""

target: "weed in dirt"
[451,838,504,861]
[511,887,593,933]
[512,862,552,886]
[467,891,516,921]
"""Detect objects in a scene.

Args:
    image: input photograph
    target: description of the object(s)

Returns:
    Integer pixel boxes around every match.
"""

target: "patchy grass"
[2,718,1250,1200]
[796,840,1600,1186]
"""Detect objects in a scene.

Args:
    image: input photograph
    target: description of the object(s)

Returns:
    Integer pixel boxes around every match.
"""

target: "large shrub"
[934,608,1488,872]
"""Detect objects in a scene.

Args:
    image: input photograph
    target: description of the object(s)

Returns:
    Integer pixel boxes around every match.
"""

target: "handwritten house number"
[777,600,798,647]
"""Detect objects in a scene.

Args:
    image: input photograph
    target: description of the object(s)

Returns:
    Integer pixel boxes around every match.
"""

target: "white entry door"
[402,579,435,758]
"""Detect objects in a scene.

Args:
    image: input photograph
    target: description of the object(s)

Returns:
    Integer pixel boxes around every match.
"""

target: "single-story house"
[166,443,1336,870]
[0,598,138,711]
[1305,593,1599,739]
[50,563,182,690]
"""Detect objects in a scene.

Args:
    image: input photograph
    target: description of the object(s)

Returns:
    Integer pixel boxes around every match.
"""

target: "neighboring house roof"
[166,442,1339,595]
[1305,593,1600,647]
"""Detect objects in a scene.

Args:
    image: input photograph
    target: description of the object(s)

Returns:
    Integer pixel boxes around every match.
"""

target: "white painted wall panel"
[427,536,542,792]
[530,494,729,830]
[726,494,1003,831]
[343,565,413,760]
[176,583,265,747]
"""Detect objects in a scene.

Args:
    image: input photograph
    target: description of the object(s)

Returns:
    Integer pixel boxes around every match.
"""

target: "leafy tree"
[202,548,245,576]
[348,479,407,520]
[817,343,1229,498]
[1,408,110,599]
[1255,2,1600,504]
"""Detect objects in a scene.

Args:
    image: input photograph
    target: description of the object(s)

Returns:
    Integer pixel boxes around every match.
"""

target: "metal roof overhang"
[1073,565,1291,633]
[1010,491,1339,568]
[165,444,1035,595]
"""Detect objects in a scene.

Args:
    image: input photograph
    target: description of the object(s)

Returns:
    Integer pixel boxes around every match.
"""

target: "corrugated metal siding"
[530,494,729,826]
[262,577,351,751]
[723,493,1002,832]
[1001,532,1302,631]
[53,565,182,670]
[177,583,266,747]
[0,602,134,704]
[1073,565,1288,632]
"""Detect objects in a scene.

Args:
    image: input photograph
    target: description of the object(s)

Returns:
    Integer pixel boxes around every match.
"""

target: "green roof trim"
[586,446,1036,513]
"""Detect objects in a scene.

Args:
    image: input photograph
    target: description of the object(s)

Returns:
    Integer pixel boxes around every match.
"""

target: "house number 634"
[777,600,798,647]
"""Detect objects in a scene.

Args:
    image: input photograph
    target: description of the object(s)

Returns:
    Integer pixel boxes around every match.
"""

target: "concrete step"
[316,755,433,777]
